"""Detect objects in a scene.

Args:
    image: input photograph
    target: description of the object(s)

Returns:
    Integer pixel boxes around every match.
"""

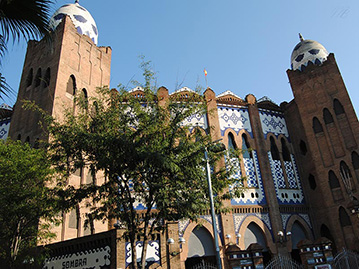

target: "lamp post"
[204,142,225,269]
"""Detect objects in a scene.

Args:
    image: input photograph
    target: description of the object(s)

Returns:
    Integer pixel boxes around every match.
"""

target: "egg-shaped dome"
[291,34,328,71]
[49,1,98,45]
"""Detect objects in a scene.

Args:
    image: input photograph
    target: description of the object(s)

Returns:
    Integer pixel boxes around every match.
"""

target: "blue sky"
[2,0,359,114]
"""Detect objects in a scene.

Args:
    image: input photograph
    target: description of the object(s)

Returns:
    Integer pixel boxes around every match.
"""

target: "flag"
[204,69,207,76]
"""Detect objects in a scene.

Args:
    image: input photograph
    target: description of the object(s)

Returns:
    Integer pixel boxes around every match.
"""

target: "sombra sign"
[43,246,111,269]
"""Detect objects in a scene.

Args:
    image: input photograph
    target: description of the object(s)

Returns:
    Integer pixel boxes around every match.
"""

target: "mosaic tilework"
[299,214,312,228]
[244,158,258,188]
[233,213,272,234]
[268,152,304,205]
[200,214,223,244]
[229,156,242,179]
[178,219,191,237]
[50,2,98,44]
[272,159,286,188]
[281,214,291,230]
[125,240,160,268]
[231,151,266,205]
[284,161,298,188]
[218,106,252,137]
[281,213,313,231]
[0,119,10,140]
[181,112,208,133]
[259,109,289,139]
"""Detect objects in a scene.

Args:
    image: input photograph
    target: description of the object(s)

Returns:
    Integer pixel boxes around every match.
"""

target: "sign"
[43,246,111,269]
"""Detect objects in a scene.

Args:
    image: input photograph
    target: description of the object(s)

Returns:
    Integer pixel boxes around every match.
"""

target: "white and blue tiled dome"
[291,34,329,71]
[49,0,98,45]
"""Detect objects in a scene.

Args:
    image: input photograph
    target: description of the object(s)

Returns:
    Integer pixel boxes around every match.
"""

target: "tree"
[0,140,61,269]
[0,0,54,98]
[30,60,242,269]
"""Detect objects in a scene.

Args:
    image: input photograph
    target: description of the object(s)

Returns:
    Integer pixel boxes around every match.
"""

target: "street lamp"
[277,230,292,244]
[204,140,226,269]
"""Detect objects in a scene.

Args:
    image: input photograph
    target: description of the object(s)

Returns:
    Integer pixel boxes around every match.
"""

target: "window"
[270,136,280,160]
[323,108,334,124]
[328,170,340,189]
[242,134,252,158]
[26,68,33,87]
[228,132,237,150]
[66,75,76,95]
[299,140,307,155]
[308,174,317,190]
[351,151,359,170]
[333,99,345,115]
[340,161,352,178]
[339,207,352,227]
[281,138,291,161]
[35,68,42,87]
[313,117,323,134]
[81,88,88,110]
[43,67,51,88]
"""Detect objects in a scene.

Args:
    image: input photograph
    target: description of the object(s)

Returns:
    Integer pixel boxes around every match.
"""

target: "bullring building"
[3,1,359,268]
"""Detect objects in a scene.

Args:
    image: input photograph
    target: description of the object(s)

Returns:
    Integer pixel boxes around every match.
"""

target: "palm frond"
[0,34,6,60]
[0,0,54,43]
[0,73,13,100]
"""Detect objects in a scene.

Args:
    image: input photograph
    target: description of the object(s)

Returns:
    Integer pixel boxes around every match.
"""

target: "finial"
[299,33,304,42]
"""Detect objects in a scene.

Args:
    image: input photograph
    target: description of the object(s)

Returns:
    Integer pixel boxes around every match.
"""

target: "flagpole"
[204,68,208,88]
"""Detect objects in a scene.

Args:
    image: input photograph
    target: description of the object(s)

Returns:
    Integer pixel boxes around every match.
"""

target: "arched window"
[68,205,81,236]
[329,170,340,189]
[43,67,50,88]
[299,140,307,155]
[26,68,33,87]
[291,221,307,250]
[244,222,268,251]
[333,99,345,115]
[66,75,76,95]
[81,88,88,110]
[187,226,215,258]
[313,117,323,134]
[242,134,252,158]
[25,136,30,144]
[323,108,334,124]
[228,132,237,150]
[308,174,317,190]
[339,207,352,227]
[340,161,352,178]
[34,68,42,87]
[17,134,21,141]
[351,151,359,170]
[270,136,280,160]
[281,138,291,161]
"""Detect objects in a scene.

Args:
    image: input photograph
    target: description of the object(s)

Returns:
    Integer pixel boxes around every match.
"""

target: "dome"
[49,1,98,45]
[290,34,328,71]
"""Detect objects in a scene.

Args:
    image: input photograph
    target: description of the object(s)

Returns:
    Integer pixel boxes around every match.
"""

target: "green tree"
[31,60,242,269]
[0,0,54,98]
[0,140,61,269]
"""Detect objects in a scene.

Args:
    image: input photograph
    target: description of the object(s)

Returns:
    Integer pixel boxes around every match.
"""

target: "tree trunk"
[130,236,138,269]
[140,235,148,269]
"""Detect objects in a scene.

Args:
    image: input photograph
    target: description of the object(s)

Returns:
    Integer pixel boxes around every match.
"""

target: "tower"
[8,1,112,241]
[9,1,111,146]
[284,35,359,251]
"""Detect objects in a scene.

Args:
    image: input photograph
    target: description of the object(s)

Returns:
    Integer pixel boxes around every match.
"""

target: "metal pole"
[204,149,222,269]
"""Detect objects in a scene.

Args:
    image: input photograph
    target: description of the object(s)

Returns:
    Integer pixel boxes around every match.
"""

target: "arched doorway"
[185,226,216,269]
[320,224,337,254]
[244,222,271,264]
[290,221,307,263]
